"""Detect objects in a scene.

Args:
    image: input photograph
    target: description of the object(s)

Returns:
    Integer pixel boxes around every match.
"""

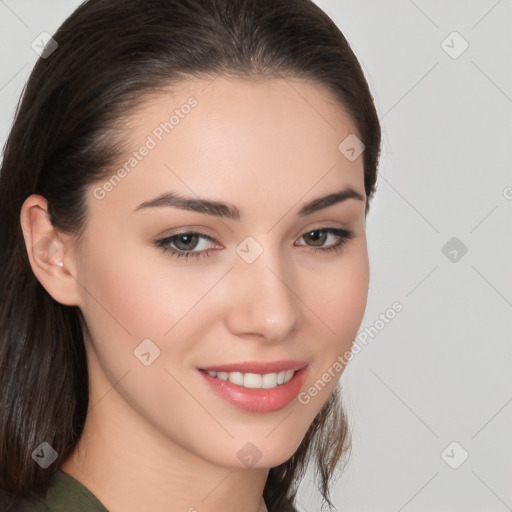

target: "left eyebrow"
[133,186,364,220]
[297,187,364,216]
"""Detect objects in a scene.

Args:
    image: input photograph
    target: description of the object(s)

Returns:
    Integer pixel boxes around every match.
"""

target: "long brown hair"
[0,0,381,510]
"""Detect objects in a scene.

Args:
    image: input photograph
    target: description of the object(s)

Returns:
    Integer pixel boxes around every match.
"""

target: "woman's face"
[67,76,369,469]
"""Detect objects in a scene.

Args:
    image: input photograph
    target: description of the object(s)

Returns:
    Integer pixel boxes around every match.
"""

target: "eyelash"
[155,227,353,261]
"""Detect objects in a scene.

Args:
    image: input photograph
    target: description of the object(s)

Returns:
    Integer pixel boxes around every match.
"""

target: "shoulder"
[2,470,109,512]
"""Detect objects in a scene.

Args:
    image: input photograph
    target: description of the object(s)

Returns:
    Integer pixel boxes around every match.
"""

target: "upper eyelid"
[159,226,351,247]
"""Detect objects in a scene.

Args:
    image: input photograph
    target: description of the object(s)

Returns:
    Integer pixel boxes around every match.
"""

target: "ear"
[19,194,83,307]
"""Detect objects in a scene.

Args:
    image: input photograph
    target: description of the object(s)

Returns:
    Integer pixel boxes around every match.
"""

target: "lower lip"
[198,366,309,413]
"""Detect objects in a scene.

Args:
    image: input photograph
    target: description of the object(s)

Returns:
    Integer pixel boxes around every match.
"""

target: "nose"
[224,244,303,343]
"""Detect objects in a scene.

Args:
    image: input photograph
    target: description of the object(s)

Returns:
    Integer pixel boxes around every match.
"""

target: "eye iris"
[305,230,326,247]
[174,233,199,251]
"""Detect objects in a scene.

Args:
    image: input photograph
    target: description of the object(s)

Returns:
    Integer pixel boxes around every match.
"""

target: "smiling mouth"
[199,369,297,389]
[197,363,310,413]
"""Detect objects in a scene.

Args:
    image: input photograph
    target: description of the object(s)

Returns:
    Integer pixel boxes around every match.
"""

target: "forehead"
[91,76,364,218]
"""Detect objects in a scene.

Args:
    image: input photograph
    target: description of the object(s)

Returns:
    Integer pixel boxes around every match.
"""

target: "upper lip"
[198,360,308,374]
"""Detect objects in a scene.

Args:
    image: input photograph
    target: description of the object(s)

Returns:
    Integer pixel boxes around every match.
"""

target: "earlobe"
[19,194,82,307]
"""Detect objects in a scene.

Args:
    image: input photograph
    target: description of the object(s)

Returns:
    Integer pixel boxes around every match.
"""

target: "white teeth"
[261,373,277,389]
[244,373,262,388]
[228,371,244,386]
[204,369,296,389]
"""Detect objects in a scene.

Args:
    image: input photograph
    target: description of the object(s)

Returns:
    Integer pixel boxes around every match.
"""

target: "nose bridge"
[227,236,301,340]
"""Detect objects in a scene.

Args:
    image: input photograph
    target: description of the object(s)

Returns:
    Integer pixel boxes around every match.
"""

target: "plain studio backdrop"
[1,1,511,511]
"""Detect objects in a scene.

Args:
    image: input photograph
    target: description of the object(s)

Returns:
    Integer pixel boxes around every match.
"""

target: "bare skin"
[20,76,369,512]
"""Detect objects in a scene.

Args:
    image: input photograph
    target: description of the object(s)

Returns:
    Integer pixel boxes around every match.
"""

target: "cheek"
[75,236,224,453]
[76,230,229,407]
[78,232,211,344]
[285,243,369,444]
[307,237,369,349]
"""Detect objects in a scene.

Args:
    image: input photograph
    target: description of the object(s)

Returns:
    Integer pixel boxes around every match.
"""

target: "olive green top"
[13,470,109,511]
[9,469,288,511]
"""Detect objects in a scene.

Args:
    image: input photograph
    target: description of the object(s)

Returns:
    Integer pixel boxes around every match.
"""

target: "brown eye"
[296,227,354,254]
[173,233,201,251]
[303,230,328,247]
[155,231,218,260]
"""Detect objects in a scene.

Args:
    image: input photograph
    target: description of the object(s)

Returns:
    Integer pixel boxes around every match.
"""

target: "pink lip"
[197,364,310,413]
[198,360,308,374]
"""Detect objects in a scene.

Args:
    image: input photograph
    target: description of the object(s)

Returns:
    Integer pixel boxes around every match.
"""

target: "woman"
[0,0,381,510]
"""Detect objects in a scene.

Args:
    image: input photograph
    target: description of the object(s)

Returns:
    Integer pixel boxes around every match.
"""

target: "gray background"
[1,1,511,511]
